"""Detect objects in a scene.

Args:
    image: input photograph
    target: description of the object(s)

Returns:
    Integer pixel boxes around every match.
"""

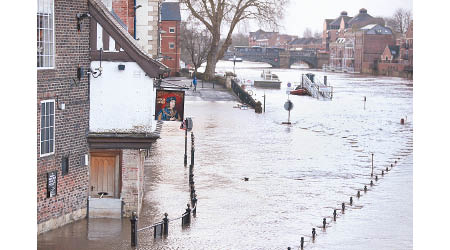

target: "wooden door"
[90,156,115,197]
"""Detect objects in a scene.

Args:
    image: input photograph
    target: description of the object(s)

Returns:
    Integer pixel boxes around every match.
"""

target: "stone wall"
[121,149,145,217]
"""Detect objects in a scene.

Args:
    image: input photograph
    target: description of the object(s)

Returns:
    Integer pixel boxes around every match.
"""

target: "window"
[169,27,175,33]
[169,42,175,49]
[40,100,55,156]
[37,0,55,68]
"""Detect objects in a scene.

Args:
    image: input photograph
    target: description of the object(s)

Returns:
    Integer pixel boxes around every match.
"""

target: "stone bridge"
[223,47,323,69]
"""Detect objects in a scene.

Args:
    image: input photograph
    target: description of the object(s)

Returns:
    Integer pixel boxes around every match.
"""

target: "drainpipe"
[133,0,136,39]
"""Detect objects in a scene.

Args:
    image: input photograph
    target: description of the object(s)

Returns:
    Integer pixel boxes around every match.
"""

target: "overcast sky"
[234,0,413,36]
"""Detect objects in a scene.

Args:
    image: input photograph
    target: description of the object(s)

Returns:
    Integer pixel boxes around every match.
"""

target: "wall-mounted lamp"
[76,13,91,32]
[56,96,65,110]
[90,49,103,78]
[118,64,125,70]
[134,5,142,9]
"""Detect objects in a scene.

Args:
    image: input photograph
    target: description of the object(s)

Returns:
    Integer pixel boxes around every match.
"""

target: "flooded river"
[38,61,413,249]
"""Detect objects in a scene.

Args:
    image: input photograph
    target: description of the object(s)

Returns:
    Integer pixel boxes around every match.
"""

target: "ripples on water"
[141,62,413,249]
[37,61,413,250]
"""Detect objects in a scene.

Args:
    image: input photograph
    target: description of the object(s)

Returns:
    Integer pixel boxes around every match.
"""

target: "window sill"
[40,152,55,158]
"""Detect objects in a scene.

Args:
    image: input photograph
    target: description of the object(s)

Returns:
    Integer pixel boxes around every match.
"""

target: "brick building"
[248,29,297,48]
[326,9,394,73]
[288,37,322,51]
[37,0,91,234]
[160,1,181,76]
[377,20,413,78]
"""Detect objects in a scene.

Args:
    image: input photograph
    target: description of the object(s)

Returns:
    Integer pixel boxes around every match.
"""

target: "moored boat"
[254,70,281,88]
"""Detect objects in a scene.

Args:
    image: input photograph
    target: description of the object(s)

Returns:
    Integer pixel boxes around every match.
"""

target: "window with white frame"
[40,100,55,156]
[169,42,175,49]
[169,27,175,33]
[37,0,55,68]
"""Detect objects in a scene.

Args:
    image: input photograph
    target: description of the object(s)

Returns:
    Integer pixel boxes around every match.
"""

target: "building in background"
[37,0,91,234]
[160,1,181,76]
[326,9,394,73]
[248,29,297,48]
[378,20,413,78]
[288,37,322,51]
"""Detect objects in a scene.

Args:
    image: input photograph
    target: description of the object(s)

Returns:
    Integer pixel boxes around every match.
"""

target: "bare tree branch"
[180,0,288,79]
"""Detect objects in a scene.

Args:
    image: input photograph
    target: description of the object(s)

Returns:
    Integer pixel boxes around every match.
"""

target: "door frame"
[89,150,122,198]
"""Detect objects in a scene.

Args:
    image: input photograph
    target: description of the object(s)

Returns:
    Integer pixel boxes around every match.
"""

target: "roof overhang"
[87,132,160,149]
[88,0,169,77]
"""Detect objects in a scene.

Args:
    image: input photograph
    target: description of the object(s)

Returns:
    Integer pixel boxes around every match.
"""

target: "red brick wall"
[37,0,90,229]
[127,0,134,37]
[362,34,395,64]
[112,0,128,26]
[377,62,407,77]
[160,20,180,76]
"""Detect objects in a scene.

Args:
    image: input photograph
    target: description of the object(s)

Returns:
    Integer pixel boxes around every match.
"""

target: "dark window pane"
[43,141,48,154]
[46,102,50,115]
[49,140,54,153]
[41,103,45,116]
[50,102,54,115]
[46,115,50,129]
[41,114,45,129]
[50,114,54,127]
[41,128,45,141]
[49,127,54,140]
[45,127,49,140]
[41,142,45,155]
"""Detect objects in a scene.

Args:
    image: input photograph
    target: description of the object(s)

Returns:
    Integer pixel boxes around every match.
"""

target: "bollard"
[395,160,398,164]
[333,209,337,221]
[382,170,384,176]
[323,218,326,229]
[371,153,374,177]
[386,166,389,172]
[375,175,378,181]
[288,248,291,250]
[342,202,345,212]
[370,180,373,186]
[185,204,191,224]
[350,197,353,205]
[301,237,304,249]
[130,211,138,247]
[391,163,393,168]
[364,185,368,192]
[192,196,197,216]
[312,228,316,240]
[357,190,361,198]
[163,213,169,236]
[400,118,405,125]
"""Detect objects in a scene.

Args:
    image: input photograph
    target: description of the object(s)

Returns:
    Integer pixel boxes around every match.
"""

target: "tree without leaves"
[303,28,312,38]
[180,21,212,76]
[385,8,412,35]
[181,0,288,80]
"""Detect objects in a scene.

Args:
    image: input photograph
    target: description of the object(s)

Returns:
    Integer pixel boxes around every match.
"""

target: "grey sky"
[235,0,413,36]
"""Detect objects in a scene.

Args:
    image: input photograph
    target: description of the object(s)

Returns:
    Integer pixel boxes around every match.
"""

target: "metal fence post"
[163,213,169,236]
[130,211,138,247]
[191,132,195,167]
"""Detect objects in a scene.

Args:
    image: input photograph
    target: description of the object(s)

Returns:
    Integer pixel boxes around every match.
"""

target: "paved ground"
[163,77,239,102]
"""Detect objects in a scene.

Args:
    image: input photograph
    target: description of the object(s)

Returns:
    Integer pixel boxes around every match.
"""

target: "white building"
[87,0,168,218]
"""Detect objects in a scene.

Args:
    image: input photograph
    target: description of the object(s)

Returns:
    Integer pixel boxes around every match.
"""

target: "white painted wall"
[89,61,156,133]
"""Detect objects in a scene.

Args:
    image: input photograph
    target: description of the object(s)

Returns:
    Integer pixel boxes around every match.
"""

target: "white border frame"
[37,0,56,70]
[40,99,56,157]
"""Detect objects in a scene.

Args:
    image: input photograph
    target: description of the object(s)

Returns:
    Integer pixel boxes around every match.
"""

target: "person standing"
[193,76,197,92]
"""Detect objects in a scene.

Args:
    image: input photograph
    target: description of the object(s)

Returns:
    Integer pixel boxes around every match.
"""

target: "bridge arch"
[289,58,316,69]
